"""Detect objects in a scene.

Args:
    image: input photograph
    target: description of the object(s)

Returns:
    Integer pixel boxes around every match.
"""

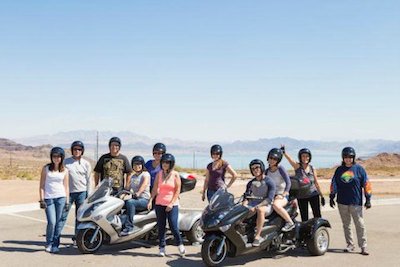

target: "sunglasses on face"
[153,152,163,155]
[73,148,83,151]
[52,155,62,158]
[250,166,261,171]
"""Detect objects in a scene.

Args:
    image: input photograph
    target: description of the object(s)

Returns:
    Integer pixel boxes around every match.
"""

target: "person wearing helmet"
[202,144,238,202]
[243,159,276,247]
[330,147,372,256]
[147,153,185,257]
[145,142,167,190]
[59,141,92,245]
[120,155,151,236]
[39,147,69,253]
[94,137,132,194]
[266,148,295,232]
[281,145,325,221]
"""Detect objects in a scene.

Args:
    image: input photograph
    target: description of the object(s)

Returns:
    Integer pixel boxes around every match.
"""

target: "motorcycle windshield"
[87,179,112,203]
[208,188,235,211]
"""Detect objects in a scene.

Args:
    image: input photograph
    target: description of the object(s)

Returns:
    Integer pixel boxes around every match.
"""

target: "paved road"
[1,201,400,267]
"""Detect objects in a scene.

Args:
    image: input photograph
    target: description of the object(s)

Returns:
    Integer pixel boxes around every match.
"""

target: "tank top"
[130,171,151,199]
[44,166,68,199]
[155,171,179,206]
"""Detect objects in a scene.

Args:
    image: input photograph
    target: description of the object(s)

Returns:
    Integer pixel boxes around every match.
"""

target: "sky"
[0,1,399,143]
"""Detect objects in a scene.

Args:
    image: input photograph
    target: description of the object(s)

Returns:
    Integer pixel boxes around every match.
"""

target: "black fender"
[298,218,331,240]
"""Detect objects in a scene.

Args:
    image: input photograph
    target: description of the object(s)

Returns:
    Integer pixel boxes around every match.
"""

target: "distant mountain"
[12,130,400,156]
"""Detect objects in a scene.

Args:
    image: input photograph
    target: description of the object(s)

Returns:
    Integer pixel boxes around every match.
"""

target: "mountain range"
[11,130,400,156]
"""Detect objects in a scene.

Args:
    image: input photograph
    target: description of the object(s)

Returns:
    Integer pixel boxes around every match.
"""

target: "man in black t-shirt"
[94,137,132,192]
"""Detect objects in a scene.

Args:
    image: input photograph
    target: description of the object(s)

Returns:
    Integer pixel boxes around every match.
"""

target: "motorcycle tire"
[201,236,228,267]
[307,226,329,256]
[76,228,104,254]
[184,219,204,244]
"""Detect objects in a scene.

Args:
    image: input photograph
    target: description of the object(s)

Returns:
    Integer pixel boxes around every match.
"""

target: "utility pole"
[193,151,196,169]
[96,131,99,161]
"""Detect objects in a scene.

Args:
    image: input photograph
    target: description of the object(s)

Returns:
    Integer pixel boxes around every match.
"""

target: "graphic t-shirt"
[94,153,132,189]
[330,164,372,206]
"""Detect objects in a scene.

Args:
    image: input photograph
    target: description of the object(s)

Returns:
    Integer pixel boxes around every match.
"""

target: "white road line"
[4,212,74,229]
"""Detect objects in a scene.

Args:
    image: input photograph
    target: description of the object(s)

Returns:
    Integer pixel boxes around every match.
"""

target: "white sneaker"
[178,244,186,256]
[45,245,52,253]
[159,247,166,257]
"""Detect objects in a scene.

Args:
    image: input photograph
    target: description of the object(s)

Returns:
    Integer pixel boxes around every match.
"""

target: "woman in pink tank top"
[147,153,185,257]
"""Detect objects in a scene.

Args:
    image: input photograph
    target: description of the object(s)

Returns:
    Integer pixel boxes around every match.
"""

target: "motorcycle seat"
[136,210,151,215]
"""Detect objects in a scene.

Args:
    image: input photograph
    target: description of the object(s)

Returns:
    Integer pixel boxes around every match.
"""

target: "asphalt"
[1,199,400,267]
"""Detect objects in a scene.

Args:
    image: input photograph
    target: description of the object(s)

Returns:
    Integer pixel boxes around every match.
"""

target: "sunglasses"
[268,157,279,161]
[250,166,261,171]
[52,154,62,158]
[153,152,163,155]
[73,148,83,151]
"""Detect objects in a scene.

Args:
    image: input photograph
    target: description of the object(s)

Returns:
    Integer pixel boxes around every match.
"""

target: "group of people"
[38,137,372,256]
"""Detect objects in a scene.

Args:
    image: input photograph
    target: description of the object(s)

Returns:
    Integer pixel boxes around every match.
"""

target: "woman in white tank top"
[39,147,69,253]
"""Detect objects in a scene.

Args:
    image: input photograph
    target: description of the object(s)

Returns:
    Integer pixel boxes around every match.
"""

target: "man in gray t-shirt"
[59,141,92,245]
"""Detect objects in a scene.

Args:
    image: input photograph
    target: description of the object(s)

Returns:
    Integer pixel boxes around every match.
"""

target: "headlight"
[219,224,231,232]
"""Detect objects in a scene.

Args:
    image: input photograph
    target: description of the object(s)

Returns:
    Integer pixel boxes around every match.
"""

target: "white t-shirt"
[44,166,68,199]
[64,157,92,194]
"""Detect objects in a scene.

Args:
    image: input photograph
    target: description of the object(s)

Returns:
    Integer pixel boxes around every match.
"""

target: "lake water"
[87,149,343,170]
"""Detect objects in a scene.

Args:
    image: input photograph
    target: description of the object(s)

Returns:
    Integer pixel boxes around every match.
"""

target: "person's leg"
[57,193,74,239]
[349,205,368,252]
[338,203,355,251]
[44,199,56,247]
[272,198,292,223]
[273,197,294,231]
[254,206,267,239]
[167,206,183,246]
[167,205,185,255]
[155,205,167,249]
[74,191,87,235]
[309,194,322,218]
[297,198,309,221]
[53,197,66,249]
[124,199,136,231]
[206,189,216,202]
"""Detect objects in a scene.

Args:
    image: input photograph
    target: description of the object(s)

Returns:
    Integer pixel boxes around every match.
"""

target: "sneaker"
[252,237,264,247]
[51,246,60,253]
[178,244,186,256]
[282,222,295,232]
[72,240,77,247]
[45,245,52,253]
[361,247,369,256]
[343,244,355,252]
[159,247,166,257]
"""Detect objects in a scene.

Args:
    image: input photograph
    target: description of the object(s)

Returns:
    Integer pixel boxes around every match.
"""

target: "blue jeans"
[155,205,182,248]
[44,197,66,247]
[59,191,87,239]
[207,189,217,202]
[124,197,149,231]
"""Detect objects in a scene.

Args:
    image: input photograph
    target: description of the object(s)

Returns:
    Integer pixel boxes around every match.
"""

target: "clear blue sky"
[1,1,399,142]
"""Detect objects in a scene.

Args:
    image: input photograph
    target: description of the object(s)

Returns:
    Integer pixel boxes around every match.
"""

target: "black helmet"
[71,140,85,155]
[131,155,145,168]
[161,153,175,170]
[50,147,65,161]
[153,142,166,154]
[249,159,265,176]
[109,137,121,147]
[342,147,356,159]
[298,148,312,163]
[267,148,283,164]
[210,144,223,157]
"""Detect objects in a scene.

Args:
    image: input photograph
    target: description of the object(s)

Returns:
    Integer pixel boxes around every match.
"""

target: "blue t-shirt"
[330,164,372,206]
[145,159,161,188]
